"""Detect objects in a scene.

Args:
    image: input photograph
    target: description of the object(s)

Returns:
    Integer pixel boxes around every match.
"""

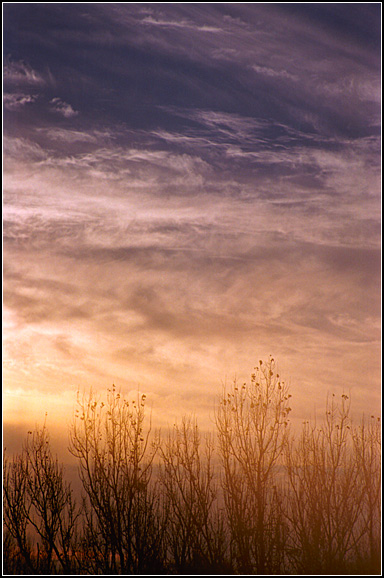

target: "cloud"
[4,205,380,430]
[141,15,222,33]
[251,64,298,81]
[4,135,48,162]
[36,127,116,144]
[3,198,381,440]
[9,138,211,191]
[37,128,98,143]
[3,117,380,259]
[3,92,38,110]
[4,57,46,86]
[50,97,79,118]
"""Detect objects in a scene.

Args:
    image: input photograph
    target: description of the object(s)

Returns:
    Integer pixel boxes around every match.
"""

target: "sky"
[3,3,381,457]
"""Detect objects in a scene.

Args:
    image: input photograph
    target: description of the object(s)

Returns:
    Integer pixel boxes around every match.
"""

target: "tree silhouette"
[351,413,381,573]
[3,358,381,575]
[216,356,291,573]
[285,393,381,574]
[4,424,79,574]
[69,385,166,573]
[159,415,229,573]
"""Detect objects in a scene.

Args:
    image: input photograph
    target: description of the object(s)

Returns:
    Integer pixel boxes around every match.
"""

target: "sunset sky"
[3,3,381,456]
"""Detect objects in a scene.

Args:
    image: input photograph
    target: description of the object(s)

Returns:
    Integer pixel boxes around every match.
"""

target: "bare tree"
[3,452,34,573]
[351,414,381,573]
[159,415,229,573]
[3,424,79,574]
[69,385,165,574]
[284,393,371,574]
[216,357,291,573]
[3,363,380,575]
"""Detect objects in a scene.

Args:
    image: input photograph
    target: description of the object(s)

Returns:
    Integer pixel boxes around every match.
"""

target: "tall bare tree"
[69,385,166,573]
[351,414,381,573]
[216,357,291,573]
[159,415,229,573]
[3,452,34,573]
[284,393,376,574]
[4,424,79,574]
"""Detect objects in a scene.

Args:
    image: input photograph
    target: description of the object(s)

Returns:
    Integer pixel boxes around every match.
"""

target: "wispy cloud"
[4,57,46,86]
[251,64,298,81]
[36,127,116,144]
[141,15,222,33]
[4,135,48,162]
